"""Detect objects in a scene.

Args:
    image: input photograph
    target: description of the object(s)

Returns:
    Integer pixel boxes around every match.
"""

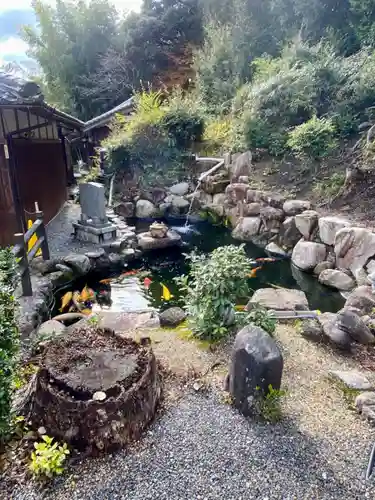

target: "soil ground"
[6,322,375,499]
[250,149,375,225]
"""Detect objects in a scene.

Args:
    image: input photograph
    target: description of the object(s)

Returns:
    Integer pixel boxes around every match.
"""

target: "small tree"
[177,245,253,341]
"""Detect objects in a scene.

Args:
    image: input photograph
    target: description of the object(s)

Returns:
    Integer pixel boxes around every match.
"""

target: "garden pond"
[53,219,345,317]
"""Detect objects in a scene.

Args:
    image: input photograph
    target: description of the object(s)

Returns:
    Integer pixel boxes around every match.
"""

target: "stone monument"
[73,182,117,244]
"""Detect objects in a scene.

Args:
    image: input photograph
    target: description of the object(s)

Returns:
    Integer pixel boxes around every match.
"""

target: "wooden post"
[14,232,32,296]
[35,208,50,261]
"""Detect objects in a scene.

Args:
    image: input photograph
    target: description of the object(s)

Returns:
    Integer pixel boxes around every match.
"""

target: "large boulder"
[318,269,356,291]
[62,254,91,275]
[336,309,375,345]
[265,242,289,258]
[313,260,334,276]
[295,210,319,240]
[135,199,157,218]
[212,193,226,206]
[243,202,261,216]
[229,325,283,416]
[318,216,351,246]
[225,183,249,204]
[258,192,286,209]
[159,307,186,327]
[169,182,190,196]
[283,200,311,216]
[292,240,327,271]
[260,207,284,231]
[230,151,252,181]
[185,191,213,209]
[329,370,372,391]
[247,287,308,311]
[164,195,190,215]
[345,286,375,314]
[279,216,301,249]
[297,319,325,343]
[137,230,182,251]
[355,392,375,425]
[335,227,375,273]
[318,312,351,350]
[114,202,135,218]
[232,217,261,241]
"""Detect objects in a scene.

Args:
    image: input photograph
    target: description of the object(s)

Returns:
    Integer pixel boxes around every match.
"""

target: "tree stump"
[30,327,162,453]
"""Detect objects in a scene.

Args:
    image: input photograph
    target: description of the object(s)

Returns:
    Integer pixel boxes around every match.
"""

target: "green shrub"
[313,172,345,199]
[103,90,204,187]
[287,116,338,159]
[30,435,70,479]
[257,384,287,423]
[236,307,277,336]
[0,248,18,441]
[201,117,232,155]
[177,245,254,341]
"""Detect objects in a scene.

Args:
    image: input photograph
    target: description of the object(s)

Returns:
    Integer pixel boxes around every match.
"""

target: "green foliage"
[257,384,287,423]
[0,248,18,441]
[177,245,254,341]
[104,90,204,186]
[236,307,277,336]
[287,116,338,159]
[313,172,346,199]
[30,435,70,479]
[201,117,232,155]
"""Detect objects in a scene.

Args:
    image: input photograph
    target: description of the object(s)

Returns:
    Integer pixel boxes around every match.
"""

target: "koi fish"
[248,266,262,278]
[81,308,92,315]
[235,305,246,311]
[80,285,95,302]
[60,291,73,312]
[99,278,112,285]
[161,283,173,301]
[144,277,152,290]
[256,257,277,263]
[120,270,139,278]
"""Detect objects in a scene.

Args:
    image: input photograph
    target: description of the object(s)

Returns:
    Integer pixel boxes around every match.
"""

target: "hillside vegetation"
[23,0,375,217]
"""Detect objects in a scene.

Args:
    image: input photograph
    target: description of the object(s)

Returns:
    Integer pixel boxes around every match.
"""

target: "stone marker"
[73,182,117,243]
[80,182,108,225]
[229,325,283,416]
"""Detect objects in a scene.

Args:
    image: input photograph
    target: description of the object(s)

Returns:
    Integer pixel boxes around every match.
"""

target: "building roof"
[0,69,84,130]
[83,97,134,133]
[0,69,42,105]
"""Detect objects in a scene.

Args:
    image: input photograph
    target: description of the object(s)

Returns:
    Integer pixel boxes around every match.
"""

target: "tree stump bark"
[29,327,162,454]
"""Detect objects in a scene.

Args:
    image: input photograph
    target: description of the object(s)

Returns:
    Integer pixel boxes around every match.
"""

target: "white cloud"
[0,37,28,62]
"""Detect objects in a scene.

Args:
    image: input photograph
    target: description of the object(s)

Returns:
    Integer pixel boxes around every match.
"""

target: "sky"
[0,0,143,65]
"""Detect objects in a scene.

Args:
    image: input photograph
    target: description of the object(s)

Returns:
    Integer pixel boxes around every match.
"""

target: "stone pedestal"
[74,182,117,243]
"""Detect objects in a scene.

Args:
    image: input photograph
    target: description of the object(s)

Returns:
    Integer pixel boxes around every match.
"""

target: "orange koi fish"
[99,278,112,285]
[248,266,262,278]
[144,277,152,290]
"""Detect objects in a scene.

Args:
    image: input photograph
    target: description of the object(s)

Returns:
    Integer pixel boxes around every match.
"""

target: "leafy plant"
[257,384,287,423]
[177,245,254,341]
[0,248,18,441]
[287,116,338,159]
[313,172,345,199]
[236,307,276,336]
[30,435,70,479]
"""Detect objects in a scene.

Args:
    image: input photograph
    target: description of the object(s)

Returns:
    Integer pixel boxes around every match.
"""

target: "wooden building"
[0,70,84,246]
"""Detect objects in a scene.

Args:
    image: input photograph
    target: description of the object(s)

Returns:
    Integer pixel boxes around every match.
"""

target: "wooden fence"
[12,206,50,296]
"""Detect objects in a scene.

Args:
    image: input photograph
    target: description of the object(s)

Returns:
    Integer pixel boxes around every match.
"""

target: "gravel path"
[9,325,375,500]
[46,202,98,257]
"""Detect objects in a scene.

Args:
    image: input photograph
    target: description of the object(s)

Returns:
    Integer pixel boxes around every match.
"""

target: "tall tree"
[22,0,118,119]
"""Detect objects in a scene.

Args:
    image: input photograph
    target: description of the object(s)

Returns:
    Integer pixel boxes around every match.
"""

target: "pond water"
[54,218,345,317]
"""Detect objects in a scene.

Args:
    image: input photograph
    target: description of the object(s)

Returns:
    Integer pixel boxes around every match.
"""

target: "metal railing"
[12,206,50,296]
